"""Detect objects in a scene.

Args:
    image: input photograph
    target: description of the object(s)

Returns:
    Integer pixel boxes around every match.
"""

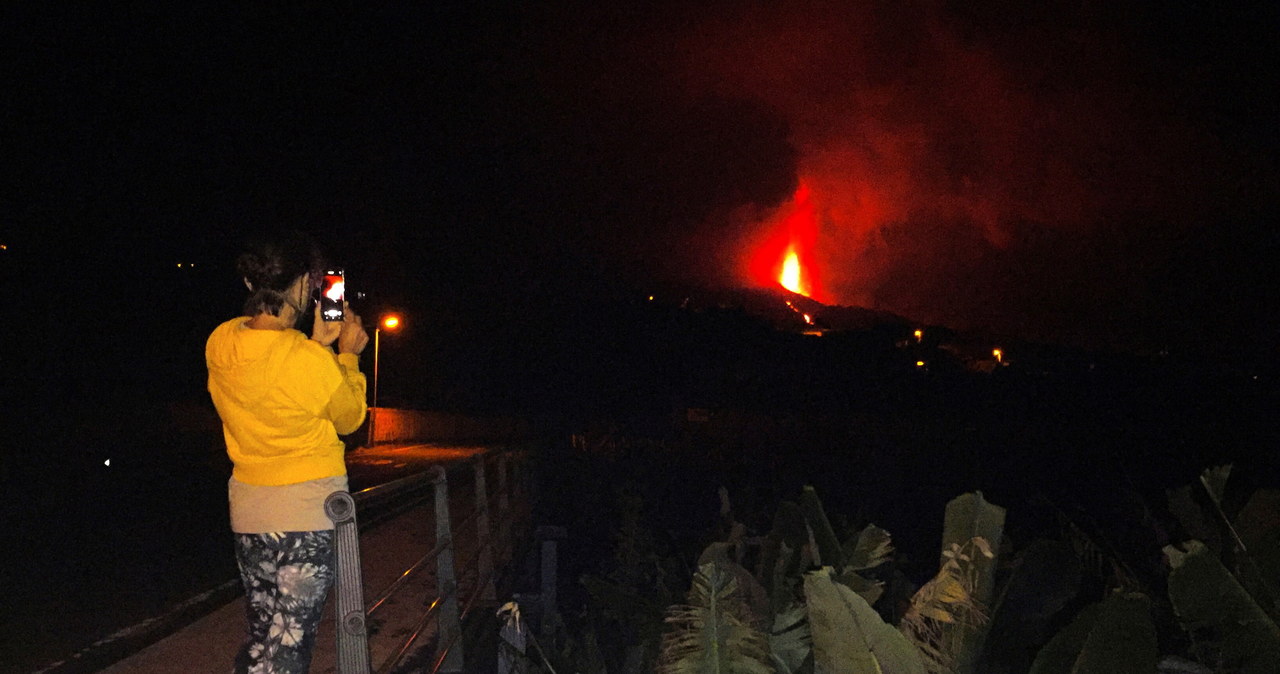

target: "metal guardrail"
[326,449,529,674]
[325,491,373,673]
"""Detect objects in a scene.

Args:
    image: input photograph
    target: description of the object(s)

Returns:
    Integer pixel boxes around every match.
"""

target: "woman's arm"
[324,353,368,434]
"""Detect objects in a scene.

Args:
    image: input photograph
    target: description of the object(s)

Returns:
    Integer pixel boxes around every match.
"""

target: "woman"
[206,232,369,673]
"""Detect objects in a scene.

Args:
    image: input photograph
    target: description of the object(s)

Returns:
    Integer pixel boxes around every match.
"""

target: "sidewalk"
[95,444,500,674]
[101,498,440,673]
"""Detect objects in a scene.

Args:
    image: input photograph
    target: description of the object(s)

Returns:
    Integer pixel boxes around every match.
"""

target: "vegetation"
[526,441,1280,674]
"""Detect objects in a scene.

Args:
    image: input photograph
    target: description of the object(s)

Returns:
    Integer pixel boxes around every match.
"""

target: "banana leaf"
[981,540,1083,674]
[1027,600,1099,674]
[832,569,885,607]
[658,562,775,674]
[1177,467,1280,625]
[700,542,771,632]
[763,501,809,617]
[1166,484,1223,553]
[769,604,813,674]
[800,486,845,570]
[764,501,808,581]
[939,492,1005,674]
[803,567,926,674]
[1071,593,1156,674]
[1199,464,1232,507]
[1166,540,1280,673]
[843,524,894,572]
[1027,592,1156,674]
[1231,489,1280,623]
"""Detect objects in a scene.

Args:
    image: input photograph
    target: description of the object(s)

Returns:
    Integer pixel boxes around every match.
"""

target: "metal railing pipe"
[365,536,451,618]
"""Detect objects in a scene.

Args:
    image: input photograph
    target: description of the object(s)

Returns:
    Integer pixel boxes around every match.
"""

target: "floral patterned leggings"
[233,531,335,674]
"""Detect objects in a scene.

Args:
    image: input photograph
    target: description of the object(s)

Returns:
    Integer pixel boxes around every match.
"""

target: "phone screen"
[319,270,345,322]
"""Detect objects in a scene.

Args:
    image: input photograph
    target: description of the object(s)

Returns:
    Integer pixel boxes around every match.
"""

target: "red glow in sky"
[667,0,1260,345]
[746,182,830,302]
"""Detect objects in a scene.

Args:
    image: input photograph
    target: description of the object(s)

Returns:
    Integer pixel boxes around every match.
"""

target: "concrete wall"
[367,407,531,444]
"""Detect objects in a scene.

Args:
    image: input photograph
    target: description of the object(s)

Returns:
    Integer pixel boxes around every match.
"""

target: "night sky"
[3,0,1278,377]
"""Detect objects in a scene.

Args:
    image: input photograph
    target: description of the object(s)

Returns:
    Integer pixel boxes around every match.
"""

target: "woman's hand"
[310,305,342,347]
[337,305,370,355]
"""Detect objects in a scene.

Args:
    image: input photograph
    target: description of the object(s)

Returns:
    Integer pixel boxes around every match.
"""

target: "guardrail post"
[431,466,465,673]
[535,526,566,640]
[325,491,372,674]
[497,453,511,559]
[474,455,497,603]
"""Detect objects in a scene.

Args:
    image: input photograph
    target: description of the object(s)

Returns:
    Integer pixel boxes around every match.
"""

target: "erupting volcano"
[747,182,829,303]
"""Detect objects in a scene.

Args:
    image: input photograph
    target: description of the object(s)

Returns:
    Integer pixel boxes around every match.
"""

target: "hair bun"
[235,231,326,317]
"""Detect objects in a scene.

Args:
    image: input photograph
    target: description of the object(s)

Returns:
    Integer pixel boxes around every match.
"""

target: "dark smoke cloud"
[535,0,1277,349]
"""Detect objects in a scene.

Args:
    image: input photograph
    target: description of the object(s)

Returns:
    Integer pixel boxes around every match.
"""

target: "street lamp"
[368,313,402,447]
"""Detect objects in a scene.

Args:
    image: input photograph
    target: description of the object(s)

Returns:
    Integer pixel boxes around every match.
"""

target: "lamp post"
[368,314,402,447]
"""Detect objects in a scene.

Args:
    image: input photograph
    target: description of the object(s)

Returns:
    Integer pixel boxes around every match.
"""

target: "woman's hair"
[236,230,326,317]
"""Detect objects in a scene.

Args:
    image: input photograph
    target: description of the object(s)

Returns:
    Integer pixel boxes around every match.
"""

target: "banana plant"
[1027,591,1157,674]
[804,567,926,674]
[800,486,845,570]
[768,604,812,674]
[899,536,994,673]
[979,539,1084,673]
[762,489,892,619]
[1165,540,1280,673]
[1165,465,1280,625]
[797,486,895,607]
[931,491,1005,674]
[761,499,810,619]
[658,561,775,674]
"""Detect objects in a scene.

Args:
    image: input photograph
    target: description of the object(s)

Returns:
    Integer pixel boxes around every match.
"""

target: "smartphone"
[319,269,345,322]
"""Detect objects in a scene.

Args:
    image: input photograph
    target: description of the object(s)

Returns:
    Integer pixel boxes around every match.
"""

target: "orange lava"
[746,182,828,302]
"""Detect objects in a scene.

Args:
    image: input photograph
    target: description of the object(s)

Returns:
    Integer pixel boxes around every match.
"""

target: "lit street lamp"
[368,313,402,447]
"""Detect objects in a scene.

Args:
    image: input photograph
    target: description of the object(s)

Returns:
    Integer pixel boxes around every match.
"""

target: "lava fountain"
[746,182,829,302]
[779,246,805,295]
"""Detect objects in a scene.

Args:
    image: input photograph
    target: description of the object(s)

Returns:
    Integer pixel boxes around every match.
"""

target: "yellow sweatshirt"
[206,317,367,486]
